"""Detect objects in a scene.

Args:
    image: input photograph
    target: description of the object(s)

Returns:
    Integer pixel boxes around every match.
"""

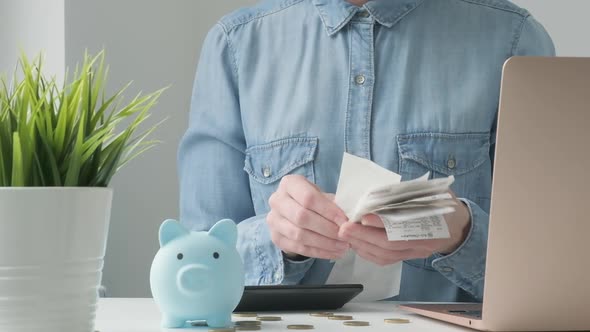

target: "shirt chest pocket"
[244,136,318,214]
[397,133,492,271]
[397,133,493,212]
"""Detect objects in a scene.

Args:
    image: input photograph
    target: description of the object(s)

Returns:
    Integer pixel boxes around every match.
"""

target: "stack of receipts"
[327,153,457,301]
[342,154,457,241]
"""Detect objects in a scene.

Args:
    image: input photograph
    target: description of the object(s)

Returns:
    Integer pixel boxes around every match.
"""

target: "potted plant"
[0,52,163,332]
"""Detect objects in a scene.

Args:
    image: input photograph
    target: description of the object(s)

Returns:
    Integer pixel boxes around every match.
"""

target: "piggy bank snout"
[176,264,212,295]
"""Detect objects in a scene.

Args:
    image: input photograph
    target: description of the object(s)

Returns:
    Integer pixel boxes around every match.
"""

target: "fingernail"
[336,216,348,225]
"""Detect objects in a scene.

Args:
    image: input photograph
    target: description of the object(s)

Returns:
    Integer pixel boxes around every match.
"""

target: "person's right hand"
[267,175,350,260]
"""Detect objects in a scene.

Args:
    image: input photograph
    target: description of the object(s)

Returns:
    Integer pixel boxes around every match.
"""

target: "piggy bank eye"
[177,253,183,260]
[213,252,220,259]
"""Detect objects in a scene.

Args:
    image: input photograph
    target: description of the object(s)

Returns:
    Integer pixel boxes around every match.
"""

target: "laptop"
[400,57,590,331]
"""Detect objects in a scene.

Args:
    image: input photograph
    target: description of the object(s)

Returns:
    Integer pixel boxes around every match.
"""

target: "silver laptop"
[400,57,590,331]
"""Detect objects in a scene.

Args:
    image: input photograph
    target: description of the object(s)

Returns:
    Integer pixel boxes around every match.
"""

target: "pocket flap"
[397,133,490,176]
[244,136,318,184]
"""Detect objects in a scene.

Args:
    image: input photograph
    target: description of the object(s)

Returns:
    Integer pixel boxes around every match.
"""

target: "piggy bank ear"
[159,219,189,247]
[208,219,238,246]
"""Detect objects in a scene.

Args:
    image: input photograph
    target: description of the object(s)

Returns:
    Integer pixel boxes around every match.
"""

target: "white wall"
[0,0,65,81]
[2,0,589,298]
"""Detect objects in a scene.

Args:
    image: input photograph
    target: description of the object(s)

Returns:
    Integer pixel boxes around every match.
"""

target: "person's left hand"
[338,191,471,266]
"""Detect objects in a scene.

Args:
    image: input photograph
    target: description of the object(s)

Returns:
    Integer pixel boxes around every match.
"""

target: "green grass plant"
[0,52,163,187]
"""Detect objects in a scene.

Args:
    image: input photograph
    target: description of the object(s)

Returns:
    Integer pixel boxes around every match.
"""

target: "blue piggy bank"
[150,219,245,328]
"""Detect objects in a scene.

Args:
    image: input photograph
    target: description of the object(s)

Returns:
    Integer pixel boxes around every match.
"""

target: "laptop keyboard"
[448,310,482,319]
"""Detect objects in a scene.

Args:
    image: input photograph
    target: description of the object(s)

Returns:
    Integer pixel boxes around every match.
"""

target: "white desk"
[96,298,472,332]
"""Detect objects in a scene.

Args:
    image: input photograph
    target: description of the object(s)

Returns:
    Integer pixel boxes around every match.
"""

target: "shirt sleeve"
[236,214,316,285]
[512,15,556,57]
[178,23,313,286]
[431,14,555,301]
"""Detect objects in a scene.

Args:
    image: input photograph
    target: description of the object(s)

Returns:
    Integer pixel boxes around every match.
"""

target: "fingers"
[352,247,400,266]
[269,191,341,240]
[267,176,351,259]
[349,238,432,264]
[269,212,349,252]
[339,222,390,249]
[347,236,400,261]
[280,175,348,226]
[270,231,347,260]
[360,214,384,228]
[351,246,432,266]
[339,222,439,254]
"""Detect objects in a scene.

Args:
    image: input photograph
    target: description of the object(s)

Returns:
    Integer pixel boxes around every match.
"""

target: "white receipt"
[326,153,402,302]
[379,214,451,241]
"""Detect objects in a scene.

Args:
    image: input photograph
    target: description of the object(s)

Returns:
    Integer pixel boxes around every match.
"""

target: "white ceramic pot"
[0,188,112,332]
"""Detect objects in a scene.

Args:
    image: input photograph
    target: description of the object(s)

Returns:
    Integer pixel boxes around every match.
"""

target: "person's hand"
[338,191,471,266]
[267,175,350,260]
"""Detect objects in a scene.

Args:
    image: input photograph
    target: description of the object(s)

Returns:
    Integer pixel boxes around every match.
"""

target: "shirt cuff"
[432,198,488,301]
[236,214,314,286]
[283,255,315,285]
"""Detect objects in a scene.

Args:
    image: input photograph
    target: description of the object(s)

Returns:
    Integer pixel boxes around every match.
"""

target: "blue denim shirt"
[178,0,554,302]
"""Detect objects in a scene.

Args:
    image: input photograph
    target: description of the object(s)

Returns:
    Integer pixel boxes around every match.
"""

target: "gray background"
[0,0,64,81]
[0,0,588,297]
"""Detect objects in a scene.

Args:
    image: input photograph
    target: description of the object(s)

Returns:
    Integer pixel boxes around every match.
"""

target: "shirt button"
[441,266,454,273]
[358,10,370,18]
[355,75,366,85]
[447,157,456,169]
[262,166,272,178]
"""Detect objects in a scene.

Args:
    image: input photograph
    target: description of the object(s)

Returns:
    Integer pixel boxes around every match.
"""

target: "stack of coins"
[256,316,282,321]
[343,321,370,327]
[384,318,411,324]
[235,326,261,331]
[235,321,261,326]
[233,312,258,318]
[287,324,315,330]
[309,312,334,317]
[234,320,262,331]
[209,328,236,332]
[232,312,260,331]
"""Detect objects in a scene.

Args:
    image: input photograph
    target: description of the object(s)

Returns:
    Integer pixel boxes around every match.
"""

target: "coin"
[384,318,411,324]
[235,326,261,331]
[309,312,334,317]
[343,321,370,327]
[233,312,258,317]
[256,316,282,321]
[328,315,354,320]
[209,328,235,332]
[287,324,315,330]
[235,321,262,326]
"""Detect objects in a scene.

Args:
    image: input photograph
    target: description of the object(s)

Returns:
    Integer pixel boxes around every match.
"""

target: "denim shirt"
[178,0,554,302]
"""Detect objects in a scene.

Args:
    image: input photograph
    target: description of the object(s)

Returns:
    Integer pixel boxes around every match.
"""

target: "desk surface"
[96,298,472,332]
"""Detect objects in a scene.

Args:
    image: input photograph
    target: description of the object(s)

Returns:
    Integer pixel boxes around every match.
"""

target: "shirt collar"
[312,0,424,36]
